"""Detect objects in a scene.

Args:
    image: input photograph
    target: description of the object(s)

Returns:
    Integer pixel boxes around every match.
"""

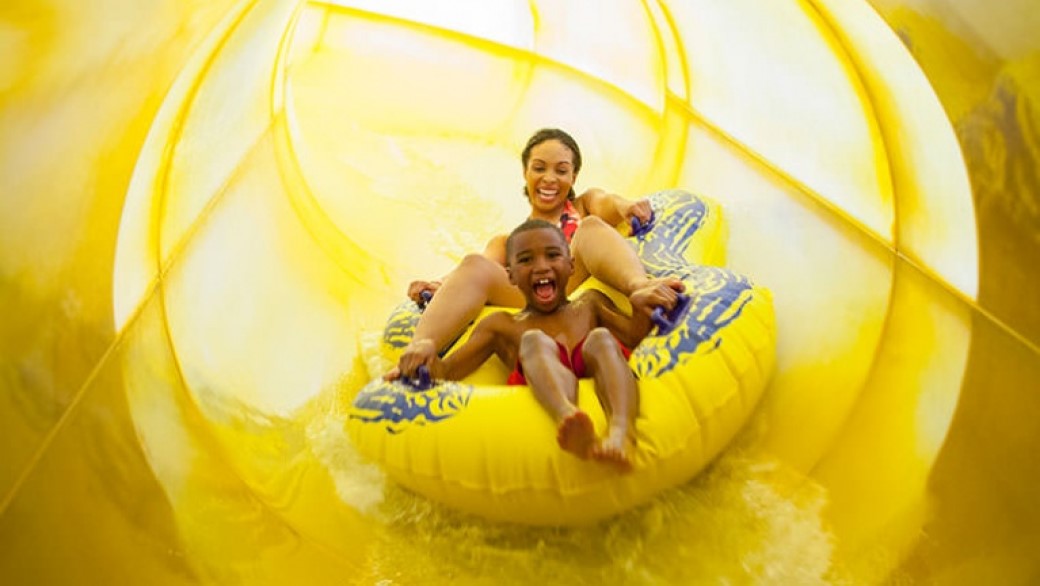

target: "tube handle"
[401,365,433,391]
[630,212,655,237]
[650,293,692,335]
[417,289,433,311]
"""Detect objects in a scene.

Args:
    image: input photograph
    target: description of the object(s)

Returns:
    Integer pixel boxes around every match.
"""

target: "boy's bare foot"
[557,411,596,458]
[590,430,633,471]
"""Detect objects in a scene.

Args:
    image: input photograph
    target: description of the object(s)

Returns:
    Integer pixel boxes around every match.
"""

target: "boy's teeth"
[533,278,555,301]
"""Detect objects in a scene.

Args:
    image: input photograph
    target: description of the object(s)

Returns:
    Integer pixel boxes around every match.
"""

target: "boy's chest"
[521,307,595,348]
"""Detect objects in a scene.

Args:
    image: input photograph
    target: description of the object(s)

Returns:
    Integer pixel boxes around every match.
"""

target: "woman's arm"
[575,188,652,226]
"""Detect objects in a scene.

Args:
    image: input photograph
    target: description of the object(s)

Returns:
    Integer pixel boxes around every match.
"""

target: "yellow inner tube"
[348,190,776,525]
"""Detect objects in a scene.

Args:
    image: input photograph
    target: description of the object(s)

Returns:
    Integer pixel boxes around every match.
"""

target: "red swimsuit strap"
[559,199,580,243]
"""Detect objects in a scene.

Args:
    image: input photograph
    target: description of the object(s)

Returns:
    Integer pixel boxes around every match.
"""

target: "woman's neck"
[529,209,561,223]
[529,200,573,223]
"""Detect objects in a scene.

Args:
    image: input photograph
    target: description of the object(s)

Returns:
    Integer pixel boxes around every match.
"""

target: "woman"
[397,128,683,378]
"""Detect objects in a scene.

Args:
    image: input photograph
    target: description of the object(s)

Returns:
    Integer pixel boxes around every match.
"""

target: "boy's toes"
[590,438,633,471]
[557,411,596,458]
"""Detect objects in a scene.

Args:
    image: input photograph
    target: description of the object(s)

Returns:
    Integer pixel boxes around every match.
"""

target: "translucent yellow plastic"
[2,0,1038,584]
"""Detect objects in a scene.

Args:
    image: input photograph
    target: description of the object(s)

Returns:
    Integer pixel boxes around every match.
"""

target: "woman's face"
[524,139,576,215]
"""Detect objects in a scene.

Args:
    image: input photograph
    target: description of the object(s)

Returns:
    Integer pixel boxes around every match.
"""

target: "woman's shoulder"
[576,187,608,200]
[573,187,607,216]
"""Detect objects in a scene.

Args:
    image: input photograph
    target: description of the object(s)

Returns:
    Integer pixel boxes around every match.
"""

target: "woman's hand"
[629,279,681,319]
[619,198,652,225]
[407,280,442,304]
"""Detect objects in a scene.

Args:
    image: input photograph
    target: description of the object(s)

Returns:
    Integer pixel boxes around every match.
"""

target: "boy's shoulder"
[573,288,613,306]
[566,290,616,319]
[480,309,518,326]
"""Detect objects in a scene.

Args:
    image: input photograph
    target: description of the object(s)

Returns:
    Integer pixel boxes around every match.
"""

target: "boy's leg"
[408,254,524,357]
[518,330,595,458]
[580,328,638,469]
[568,216,682,298]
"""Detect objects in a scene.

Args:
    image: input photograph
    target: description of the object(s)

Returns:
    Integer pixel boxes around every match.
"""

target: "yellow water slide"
[1,0,1037,584]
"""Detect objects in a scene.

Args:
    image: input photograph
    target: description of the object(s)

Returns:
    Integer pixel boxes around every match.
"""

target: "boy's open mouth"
[533,277,556,303]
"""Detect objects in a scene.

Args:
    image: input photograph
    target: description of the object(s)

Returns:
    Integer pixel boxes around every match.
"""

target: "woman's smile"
[525,139,576,214]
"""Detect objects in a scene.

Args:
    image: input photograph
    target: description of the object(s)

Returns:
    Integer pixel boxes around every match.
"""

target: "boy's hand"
[383,366,402,382]
[390,338,438,381]
[384,358,445,385]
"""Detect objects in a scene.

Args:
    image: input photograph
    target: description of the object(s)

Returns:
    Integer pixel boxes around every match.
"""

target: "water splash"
[334,450,843,585]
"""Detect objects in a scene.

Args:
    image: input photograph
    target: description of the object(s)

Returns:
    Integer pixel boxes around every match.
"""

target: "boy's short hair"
[505,219,568,263]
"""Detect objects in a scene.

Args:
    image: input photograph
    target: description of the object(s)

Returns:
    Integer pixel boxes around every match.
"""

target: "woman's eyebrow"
[530,158,571,166]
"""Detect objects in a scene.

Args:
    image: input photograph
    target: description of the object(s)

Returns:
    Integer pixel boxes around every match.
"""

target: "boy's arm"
[584,291,653,350]
[588,282,680,348]
[436,313,507,380]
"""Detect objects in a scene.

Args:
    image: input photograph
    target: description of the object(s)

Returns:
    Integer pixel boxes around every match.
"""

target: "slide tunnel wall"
[1,0,1038,584]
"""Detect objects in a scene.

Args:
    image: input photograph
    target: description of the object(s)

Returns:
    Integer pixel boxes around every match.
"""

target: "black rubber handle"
[630,212,655,237]
[401,365,433,391]
[417,289,433,311]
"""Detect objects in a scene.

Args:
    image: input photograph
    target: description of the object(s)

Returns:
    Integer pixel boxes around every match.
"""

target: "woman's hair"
[521,128,582,200]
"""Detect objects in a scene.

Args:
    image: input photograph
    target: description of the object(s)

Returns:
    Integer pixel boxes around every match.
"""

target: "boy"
[388,220,679,468]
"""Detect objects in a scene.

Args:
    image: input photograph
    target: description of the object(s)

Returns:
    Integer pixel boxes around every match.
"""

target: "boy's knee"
[519,330,555,360]
[583,328,618,358]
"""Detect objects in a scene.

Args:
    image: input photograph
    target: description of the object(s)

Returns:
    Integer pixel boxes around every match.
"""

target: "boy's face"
[507,227,574,312]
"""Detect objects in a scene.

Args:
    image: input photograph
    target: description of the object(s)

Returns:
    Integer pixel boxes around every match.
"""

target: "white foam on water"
[343,452,843,585]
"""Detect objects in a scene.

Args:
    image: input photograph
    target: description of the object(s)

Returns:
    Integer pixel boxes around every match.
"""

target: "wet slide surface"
[1,0,1038,584]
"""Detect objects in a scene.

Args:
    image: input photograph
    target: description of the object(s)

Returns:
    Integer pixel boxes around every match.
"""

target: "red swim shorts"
[506,334,632,386]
